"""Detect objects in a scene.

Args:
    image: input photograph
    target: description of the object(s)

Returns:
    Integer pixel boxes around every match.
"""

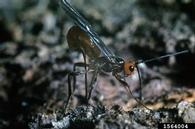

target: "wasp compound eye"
[129,65,134,72]
[124,61,135,76]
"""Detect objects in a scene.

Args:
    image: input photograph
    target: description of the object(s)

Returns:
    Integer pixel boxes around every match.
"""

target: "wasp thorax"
[123,60,135,76]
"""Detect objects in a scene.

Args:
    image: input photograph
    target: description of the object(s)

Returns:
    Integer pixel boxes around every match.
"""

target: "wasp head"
[123,60,135,77]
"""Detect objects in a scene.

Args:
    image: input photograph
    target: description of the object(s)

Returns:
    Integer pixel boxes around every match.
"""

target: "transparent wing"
[61,0,118,63]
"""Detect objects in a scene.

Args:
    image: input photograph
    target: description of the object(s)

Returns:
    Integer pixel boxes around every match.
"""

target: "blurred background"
[0,0,195,129]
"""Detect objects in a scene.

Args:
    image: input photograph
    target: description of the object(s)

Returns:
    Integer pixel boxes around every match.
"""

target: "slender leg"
[72,50,88,102]
[72,62,98,103]
[87,70,98,101]
[73,62,89,97]
[64,63,89,111]
[114,73,152,111]
[81,51,88,101]
[113,73,127,86]
[64,72,75,111]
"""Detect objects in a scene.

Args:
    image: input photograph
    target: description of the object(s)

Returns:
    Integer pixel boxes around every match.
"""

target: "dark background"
[0,0,194,129]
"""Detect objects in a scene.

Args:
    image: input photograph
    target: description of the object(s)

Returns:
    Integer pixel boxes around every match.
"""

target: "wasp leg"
[72,62,98,104]
[81,51,88,101]
[73,61,89,101]
[113,73,152,111]
[73,62,89,70]
[64,72,76,112]
[87,70,98,101]
[64,62,89,111]
[113,73,128,86]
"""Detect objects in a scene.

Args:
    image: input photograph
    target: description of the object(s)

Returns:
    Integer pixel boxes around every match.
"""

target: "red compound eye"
[124,60,135,76]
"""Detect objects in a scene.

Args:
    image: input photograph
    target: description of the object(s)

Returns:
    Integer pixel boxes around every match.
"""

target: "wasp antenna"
[135,64,142,100]
[136,49,189,65]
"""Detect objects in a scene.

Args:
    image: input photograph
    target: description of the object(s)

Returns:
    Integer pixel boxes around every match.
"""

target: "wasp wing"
[61,0,118,63]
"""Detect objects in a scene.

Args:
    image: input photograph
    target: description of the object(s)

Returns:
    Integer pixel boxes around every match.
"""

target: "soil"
[0,0,195,129]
